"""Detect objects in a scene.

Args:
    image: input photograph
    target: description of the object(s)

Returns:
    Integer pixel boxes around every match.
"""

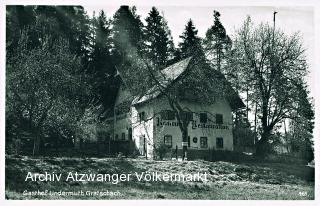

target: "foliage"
[177,19,206,61]
[145,7,175,68]
[6,28,89,154]
[112,5,145,65]
[228,17,313,156]
[88,10,117,108]
[204,10,232,71]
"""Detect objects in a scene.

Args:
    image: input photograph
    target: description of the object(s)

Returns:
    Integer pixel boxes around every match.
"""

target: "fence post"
[176,145,178,160]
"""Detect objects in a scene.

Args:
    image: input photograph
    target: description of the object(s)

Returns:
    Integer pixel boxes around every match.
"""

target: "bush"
[154,143,170,160]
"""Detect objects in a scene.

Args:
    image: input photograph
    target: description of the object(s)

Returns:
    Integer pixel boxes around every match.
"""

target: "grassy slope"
[5,156,314,200]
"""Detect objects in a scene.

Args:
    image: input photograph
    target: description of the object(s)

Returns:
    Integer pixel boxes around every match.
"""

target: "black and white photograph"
[1,0,319,204]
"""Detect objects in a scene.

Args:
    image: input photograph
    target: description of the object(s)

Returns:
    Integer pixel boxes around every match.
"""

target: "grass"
[5,155,314,200]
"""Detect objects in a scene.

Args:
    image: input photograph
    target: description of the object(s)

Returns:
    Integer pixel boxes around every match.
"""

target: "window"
[115,134,119,140]
[138,112,145,122]
[164,135,172,147]
[200,113,207,123]
[121,132,125,140]
[216,114,223,124]
[181,111,193,121]
[200,137,208,148]
[161,110,175,120]
[188,136,190,147]
[216,137,224,149]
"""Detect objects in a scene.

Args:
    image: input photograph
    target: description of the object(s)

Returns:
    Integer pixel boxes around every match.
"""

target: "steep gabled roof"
[132,57,192,105]
[118,56,245,111]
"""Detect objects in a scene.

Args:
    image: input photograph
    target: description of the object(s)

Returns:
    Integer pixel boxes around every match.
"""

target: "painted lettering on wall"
[156,118,229,130]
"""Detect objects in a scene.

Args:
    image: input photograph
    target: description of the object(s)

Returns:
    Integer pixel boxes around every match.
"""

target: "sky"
[84,4,317,135]
[84,5,315,98]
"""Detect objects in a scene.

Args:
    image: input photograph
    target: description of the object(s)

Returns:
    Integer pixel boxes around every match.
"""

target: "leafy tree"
[145,7,175,68]
[288,82,314,160]
[6,6,36,56]
[229,17,312,156]
[6,29,88,155]
[112,5,145,66]
[204,10,232,72]
[35,6,92,67]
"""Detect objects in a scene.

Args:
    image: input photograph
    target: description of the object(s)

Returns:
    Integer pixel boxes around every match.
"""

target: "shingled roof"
[131,57,192,105]
[122,57,244,111]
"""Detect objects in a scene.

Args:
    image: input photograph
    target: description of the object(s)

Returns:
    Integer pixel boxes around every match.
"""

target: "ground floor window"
[200,137,208,148]
[216,137,224,149]
[121,132,125,140]
[164,135,172,147]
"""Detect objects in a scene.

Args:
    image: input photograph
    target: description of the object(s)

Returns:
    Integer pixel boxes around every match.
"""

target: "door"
[139,135,146,155]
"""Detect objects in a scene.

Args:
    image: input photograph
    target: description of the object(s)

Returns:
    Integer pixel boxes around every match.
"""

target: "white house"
[110,57,244,159]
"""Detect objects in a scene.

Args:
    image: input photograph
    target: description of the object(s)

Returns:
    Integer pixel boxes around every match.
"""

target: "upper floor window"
[200,113,207,123]
[181,111,193,121]
[161,110,175,120]
[216,114,223,124]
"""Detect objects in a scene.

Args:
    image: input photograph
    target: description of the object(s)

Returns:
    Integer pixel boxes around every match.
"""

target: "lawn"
[5,155,314,200]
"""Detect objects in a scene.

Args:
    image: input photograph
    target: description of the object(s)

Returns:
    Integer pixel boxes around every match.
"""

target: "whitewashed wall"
[151,96,234,151]
[131,104,154,158]
[113,83,235,159]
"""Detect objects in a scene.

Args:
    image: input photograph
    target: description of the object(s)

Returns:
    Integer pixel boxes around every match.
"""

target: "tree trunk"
[182,127,188,160]
[33,134,41,156]
[255,129,271,157]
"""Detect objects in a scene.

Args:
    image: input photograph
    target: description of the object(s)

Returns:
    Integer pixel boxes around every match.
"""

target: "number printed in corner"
[299,191,308,197]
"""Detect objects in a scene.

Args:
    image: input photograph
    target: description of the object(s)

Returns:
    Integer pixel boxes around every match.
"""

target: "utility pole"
[273,11,277,44]
[273,11,277,29]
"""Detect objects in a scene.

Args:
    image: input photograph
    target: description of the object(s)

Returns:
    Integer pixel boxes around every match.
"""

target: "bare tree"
[227,16,310,156]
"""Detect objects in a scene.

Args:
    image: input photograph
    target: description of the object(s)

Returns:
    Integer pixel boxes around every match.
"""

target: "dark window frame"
[200,113,207,123]
[164,135,173,148]
[181,111,193,121]
[128,128,132,140]
[200,136,208,148]
[216,114,223,124]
